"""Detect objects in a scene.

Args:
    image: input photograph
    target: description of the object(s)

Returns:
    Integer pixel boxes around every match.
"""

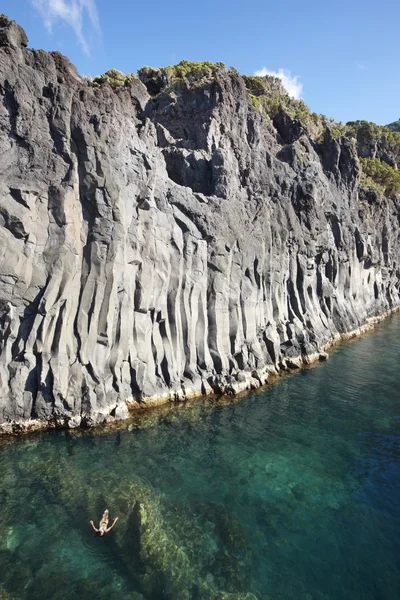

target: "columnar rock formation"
[0,16,399,432]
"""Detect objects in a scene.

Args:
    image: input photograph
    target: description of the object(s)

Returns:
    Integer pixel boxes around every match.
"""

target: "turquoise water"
[0,318,400,600]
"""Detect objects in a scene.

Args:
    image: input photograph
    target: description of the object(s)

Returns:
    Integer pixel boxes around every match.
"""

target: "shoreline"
[1,305,399,437]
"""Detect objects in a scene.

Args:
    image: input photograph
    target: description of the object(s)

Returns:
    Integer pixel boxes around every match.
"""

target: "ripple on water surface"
[0,316,400,599]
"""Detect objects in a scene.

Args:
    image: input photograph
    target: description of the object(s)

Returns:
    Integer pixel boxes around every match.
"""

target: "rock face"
[0,17,399,431]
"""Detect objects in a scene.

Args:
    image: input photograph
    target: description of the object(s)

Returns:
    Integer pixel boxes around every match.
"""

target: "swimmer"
[90,509,118,536]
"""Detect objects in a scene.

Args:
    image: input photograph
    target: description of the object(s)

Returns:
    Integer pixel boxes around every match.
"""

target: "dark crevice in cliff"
[287,278,304,324]
[9,187,30,209]
[2,80,31,154]
[163,149,214,196]
[51,301,66,354]
[0,206,28,239]
[128,358,142,401]
[85,362,100,385]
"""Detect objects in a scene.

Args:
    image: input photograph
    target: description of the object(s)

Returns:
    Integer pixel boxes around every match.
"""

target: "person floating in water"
[90,509,118,536]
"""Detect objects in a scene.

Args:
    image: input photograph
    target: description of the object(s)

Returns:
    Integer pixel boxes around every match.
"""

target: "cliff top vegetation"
[88,61,228,95]
[243,74,326,138]
[86,68,137,87]
[386,119,400,132]
[87,61,400,199]
[360,157,400,198]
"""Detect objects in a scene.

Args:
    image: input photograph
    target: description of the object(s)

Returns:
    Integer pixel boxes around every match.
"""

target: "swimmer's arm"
[105,517,118,532]
[90,520,99,532]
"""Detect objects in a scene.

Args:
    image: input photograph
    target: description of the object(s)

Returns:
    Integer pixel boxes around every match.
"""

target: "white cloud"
[31,0,100,54]
[254,67,303,100]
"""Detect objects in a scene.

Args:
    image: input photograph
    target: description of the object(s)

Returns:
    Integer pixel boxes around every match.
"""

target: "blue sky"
[2,0,399,125]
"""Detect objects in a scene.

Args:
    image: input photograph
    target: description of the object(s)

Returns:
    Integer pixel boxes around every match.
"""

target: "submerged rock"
[8,451,256,600]
[0,17,400,431]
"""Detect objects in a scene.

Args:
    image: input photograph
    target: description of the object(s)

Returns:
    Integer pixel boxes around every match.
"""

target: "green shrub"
[328,122,346,138]
[0,14,12,26]
[248,94,278,120]
[244,75,326,137]
[387,119,400,132]
[242,75,271,97]
[138,60,226,95]
[90,68,136,88]
[344,120,400,156]
[166,60,226,82]
[360,157,400,197]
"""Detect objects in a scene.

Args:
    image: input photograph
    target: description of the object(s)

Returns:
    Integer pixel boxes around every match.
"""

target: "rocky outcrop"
[1,16,400,432]
[347,119,400,169]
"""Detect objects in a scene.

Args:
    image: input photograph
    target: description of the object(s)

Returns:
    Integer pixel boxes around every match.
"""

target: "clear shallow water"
[0,318,400,600]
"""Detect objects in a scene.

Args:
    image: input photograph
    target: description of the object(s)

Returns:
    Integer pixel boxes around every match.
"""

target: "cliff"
[1,16,399,433]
